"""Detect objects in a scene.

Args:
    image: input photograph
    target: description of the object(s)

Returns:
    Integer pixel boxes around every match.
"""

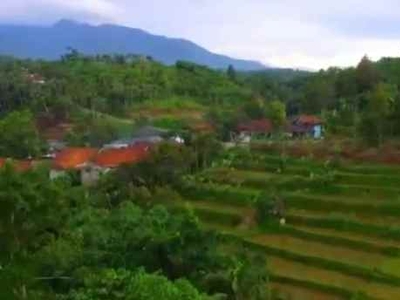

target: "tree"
[65,115,121,147]
[227,65,237,82]
[301,77,335,113]
[0,165,74,299]
[356,56,379,93]
[232,252,270,300]
[358,83,394,145]
[243,98,265,119]
[189,133,221,171]
[114,142,194,189]
[60,269,207,300]
[0,110,43,158]
[265,100,286,130]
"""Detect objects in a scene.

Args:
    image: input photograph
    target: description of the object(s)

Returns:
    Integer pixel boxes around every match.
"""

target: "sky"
[0,0,399,70]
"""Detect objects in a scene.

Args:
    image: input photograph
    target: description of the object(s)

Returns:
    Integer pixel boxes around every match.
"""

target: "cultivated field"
[176,146,400,299]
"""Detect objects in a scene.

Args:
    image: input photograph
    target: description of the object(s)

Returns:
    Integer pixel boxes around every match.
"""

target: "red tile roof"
[53,148,98,170]
[237,119,273,133]
[93,144,150,168]
[294,115,322,126]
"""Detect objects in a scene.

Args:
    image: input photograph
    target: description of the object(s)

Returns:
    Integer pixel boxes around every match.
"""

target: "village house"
[233,119,273,143]
[83,143,150,185]
[289,115,323,139]
[51,147,98,182]
[51,144,150,186]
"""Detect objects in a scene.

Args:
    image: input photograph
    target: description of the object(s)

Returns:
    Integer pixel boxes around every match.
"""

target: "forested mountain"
[0,20,266,70]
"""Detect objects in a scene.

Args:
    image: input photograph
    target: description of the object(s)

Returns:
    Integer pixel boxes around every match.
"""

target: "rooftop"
[94,144,150,168]
[293,115,323,126]
[53,147,98,170]
[237,119,273,133]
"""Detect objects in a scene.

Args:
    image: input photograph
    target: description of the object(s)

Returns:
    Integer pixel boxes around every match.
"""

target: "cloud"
[0,0,399,69]
[0,0,121,24]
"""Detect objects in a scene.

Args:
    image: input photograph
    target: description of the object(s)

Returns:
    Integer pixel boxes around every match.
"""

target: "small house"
[50,147,98,183]
[50,145,151,186]
[234,119,273,143]
[289,115,323,139]
[84,143,151,185]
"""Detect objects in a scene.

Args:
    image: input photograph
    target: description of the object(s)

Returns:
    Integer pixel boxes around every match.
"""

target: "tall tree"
[227,64,237,82]
[359,83,394,145]
[266,100,286,130]
[356,56,380,93]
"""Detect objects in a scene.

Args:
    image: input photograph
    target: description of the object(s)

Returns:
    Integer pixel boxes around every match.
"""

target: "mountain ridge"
[0,19,267,70]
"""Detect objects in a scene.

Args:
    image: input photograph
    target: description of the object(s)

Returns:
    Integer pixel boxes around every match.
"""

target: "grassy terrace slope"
[177,151,400,299]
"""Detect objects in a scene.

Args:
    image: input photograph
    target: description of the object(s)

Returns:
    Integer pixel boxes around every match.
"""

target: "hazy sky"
[1,0,399,69]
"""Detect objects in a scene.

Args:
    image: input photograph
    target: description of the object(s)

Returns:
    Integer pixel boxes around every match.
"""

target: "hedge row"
[231,146,400,176]
[206,168,400,199]
[221,233,400,287]
[287,214,400,241]
[234,160,400,188]
[232,162,329,177]
[204,169,323,191]
[336,172,400,188]
[339,164,400,176]
[178,182,259,206]
[186,201,400,257]
[278,226,400,257]
[285,194,400,217]
[270,274,359,299]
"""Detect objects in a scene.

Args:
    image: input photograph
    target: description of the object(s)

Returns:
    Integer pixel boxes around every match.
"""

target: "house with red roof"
[289,115,323,139]
[50,145,151,186]
[50,147,98,182]
[233,119,273,143]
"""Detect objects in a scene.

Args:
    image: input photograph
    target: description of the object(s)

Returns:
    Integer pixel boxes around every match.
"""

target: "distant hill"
[0,19,267,70]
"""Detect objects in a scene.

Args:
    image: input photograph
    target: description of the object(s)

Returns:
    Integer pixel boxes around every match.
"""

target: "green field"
[176,148,400,299]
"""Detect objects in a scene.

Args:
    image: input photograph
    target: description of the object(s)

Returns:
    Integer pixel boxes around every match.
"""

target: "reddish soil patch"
[36,114,72,140]
[253,140,400,166]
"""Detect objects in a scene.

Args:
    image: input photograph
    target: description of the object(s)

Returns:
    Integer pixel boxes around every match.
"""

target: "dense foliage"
[3,52,400,146]
[0,160,269,299]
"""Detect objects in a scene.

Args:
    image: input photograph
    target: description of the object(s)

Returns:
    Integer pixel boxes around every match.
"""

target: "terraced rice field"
[177,149,400,299]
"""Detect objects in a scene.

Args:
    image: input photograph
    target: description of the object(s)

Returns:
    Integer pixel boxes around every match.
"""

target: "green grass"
[74,107,135,137]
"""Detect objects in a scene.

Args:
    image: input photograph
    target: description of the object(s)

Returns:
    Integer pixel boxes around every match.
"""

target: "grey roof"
[132,126,169,138]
